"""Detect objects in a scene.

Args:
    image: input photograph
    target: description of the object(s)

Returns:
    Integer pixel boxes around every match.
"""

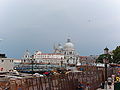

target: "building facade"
[22,38,80,66]
[53,38,79,65]
[22,50,31,63]
[79,55,98,66]
[34,51,65,65]
[22,38,98,66]
[0,58,15,72]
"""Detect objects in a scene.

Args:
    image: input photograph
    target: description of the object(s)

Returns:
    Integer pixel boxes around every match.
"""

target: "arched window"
[69,52,72,54]
[64,52,66,55]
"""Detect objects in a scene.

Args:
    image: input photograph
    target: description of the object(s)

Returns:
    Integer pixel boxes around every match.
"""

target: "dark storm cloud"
[0,0,120,58]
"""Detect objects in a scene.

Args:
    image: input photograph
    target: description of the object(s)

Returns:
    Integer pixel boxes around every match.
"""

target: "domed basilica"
[54,38,79,65]
[23,38,80,66]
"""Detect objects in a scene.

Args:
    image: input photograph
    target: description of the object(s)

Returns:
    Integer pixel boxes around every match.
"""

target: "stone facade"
[0,58,14,72]
[34,51,65,65]
[22,38,98,66]
[53,38,79,65]
[22,38,79,65]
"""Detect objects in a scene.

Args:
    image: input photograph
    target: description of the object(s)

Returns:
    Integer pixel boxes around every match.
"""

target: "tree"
[112,46,120,63]
[96,54,112,63]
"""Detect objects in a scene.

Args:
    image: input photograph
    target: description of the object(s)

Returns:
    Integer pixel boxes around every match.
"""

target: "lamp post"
[61,61,63,67]
[60,57,63,68]
[103,57,109,79]
[103,47,109,89]
[103,57,109,89]
[31,55,34,76]
[31,60,34,75]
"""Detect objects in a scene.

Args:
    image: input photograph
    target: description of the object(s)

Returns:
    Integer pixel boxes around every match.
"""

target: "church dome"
[58,44,63,50]
[64,38,74,49]
[35,51,42,55]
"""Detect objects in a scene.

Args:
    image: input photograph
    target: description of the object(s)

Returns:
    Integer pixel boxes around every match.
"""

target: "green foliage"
[113,46,120,63]
[96,46,120,64]
[96,54,112,63]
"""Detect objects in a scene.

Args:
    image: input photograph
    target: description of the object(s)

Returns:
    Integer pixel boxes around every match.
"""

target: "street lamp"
[60,57,63,67]
[31,55,35,75]
[103,56,109,89]
[103,57,109,79]
[103,47,109,89]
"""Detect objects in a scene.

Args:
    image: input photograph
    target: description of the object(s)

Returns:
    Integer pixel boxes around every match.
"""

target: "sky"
[0,0,120,58]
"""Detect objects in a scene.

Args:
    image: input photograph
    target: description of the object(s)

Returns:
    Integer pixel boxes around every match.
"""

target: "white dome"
[58,44,63,50]
[64,42,74,49]
[64,38,74,49]
[35,51,42,55]
[58,46,63,50]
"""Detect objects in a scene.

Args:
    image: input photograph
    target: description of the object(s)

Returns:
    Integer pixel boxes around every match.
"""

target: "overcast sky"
[0,0,120,58]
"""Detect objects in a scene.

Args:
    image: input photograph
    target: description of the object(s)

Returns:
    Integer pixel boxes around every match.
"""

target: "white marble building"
[22,38,80,65]
[53,38,79,65]
[0,58,15,72]
[33,51,65,65]
[22,50,31,63]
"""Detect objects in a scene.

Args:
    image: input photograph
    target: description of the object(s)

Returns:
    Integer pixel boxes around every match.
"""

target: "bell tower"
[104,47,109,54]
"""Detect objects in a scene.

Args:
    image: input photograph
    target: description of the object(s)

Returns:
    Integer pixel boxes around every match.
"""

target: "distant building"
[22,38,79,65]
[0,53,21,72]
[53,38,79,65]
[0,54,7,58]
[13,59,22,66]
[22,50,31,63]
[34,51,65,65]
[0,57,14,72]
[79,55,98,66]
[22,38,98,66]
